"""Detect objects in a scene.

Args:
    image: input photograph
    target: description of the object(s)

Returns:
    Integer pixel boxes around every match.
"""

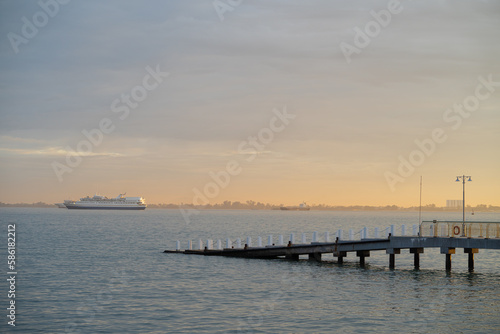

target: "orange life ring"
[453,226,460,235]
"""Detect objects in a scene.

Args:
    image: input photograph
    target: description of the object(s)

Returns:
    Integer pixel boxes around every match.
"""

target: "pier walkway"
[164,220,500,271]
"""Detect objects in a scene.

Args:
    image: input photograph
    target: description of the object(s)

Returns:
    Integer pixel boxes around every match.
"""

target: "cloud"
[0,146,125,158]
[0,0,499,204]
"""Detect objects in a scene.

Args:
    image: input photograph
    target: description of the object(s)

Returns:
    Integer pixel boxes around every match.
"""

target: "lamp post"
[456,175,472,237]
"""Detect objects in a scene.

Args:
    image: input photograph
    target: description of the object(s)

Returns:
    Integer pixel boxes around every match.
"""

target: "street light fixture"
[456,175,472,237]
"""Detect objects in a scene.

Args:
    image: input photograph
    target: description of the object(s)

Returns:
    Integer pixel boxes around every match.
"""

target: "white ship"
[63,193,147,210]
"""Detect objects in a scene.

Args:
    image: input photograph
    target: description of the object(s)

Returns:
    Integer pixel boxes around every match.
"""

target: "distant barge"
[280,202,310,211]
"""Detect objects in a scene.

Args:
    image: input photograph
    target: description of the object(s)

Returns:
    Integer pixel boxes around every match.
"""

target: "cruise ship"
[63,193,147,210]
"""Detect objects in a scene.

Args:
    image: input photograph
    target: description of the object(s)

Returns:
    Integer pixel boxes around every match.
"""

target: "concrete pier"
[166,236,500,271]
[165,221,500,272]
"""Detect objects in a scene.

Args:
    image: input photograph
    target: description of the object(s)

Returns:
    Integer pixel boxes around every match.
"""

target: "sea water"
[1,208,499,333]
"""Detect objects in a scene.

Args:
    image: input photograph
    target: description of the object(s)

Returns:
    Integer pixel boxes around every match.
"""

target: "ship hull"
[65,205,146,210]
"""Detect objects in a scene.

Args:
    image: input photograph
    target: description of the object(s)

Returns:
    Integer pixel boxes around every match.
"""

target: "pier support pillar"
[389,254,395,269]
[286,253,299,261]
[386,249,400,269]
[441,247,455,271]
[464,248,479,272]
[334,251,347,264]
[357,250,370,267]
[308,253,321,262]
[445,254,452,271]
[410,248,424,270]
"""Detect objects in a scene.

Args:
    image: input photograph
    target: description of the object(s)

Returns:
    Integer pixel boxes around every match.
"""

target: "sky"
[0,0,499,207]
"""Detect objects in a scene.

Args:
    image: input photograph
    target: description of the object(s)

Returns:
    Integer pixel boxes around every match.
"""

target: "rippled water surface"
[1,208,499,333]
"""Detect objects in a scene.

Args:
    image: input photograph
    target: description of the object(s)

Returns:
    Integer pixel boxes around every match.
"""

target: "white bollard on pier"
[226,238,231,249]
[413,224,418,236]
[198,239,203,250]
[374,227,379,239]
[176,241,181,251]
[349,229,354,240]
[390,225,395,236]
[325,231,330,242]
[188,240,193,250]
[257,236,262,247]
[301,233,306,244]
[401,224,406,236]
[363,227,368,239]
[268,235,273,246]
[206,239,213,250]
[236,238,242,248]
[278,235,284,245]
[246,236,252,247]
[337,229,343,240]
[312,231,318,243]
[290,233,295,244]
[217,239,222,250]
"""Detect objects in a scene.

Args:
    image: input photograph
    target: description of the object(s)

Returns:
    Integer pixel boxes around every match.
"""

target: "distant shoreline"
[1,202,499,212]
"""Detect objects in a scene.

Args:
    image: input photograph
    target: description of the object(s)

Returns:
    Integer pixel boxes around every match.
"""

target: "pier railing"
[172,222,500,252]
[174,224,421,251]
[420,221,500,238]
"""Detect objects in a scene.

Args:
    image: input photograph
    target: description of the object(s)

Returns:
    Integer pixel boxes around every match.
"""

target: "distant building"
[446,200,463,208]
